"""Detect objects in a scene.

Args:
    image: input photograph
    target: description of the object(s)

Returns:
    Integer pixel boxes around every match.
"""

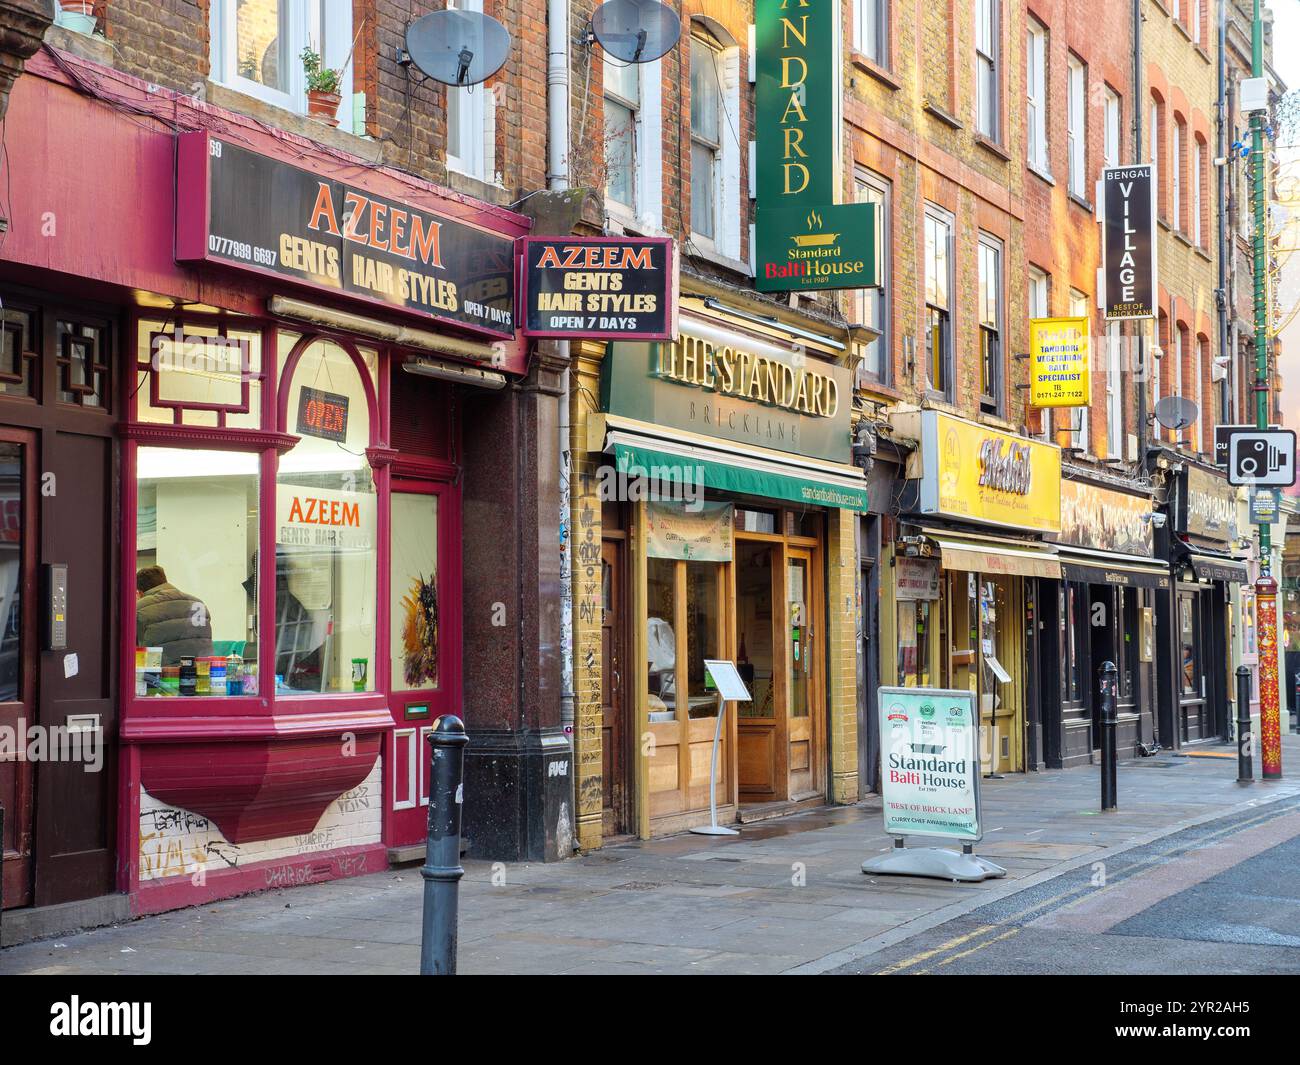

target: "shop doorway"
[1177,587,1210,742]
[600,537,631,837]
[0,430,35,909]
[978,576,1024,774]
[736,534,824,804]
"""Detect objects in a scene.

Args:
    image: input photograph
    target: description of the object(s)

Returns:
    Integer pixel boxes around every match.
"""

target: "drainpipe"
[1133,0,1148,471]
[548,0,579,846]
[1216,0,1230,423]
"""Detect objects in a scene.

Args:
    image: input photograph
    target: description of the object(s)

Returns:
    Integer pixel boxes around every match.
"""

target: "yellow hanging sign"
[1029,316,1091,408]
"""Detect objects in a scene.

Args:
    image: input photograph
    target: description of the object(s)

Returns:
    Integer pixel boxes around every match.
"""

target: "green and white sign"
[877,686,982,842]
[754,0,877,292]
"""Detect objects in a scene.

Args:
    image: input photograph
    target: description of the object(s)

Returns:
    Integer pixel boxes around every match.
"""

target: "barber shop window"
[134,448,259,694]
[276,338,377,696]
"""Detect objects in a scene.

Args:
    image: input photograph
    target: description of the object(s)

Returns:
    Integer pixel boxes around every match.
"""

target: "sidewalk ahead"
[4,737,1300,976]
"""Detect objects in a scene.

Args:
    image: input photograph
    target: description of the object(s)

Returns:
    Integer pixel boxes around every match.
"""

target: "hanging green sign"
[754,0,839,207]
[755,202,876,293]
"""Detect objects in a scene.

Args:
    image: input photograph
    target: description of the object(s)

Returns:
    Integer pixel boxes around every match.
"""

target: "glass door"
[387,482,455,846]
[786,547,821,799]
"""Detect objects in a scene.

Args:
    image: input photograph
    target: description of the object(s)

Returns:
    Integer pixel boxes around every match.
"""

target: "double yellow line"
[872,799,1300,974]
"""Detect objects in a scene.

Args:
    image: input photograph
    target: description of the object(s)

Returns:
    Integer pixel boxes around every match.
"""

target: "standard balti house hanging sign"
[753,0,877,293]
[175,131,517,338]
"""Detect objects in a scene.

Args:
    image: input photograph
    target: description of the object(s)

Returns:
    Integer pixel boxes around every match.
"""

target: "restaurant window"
[1060,585,1082,703]
[135,448,259,693]
[208,0,355,134]
[0,303,37,400]
[924,206,953,399]
[647,556,677,720]
[975,0,999,140]
[978,234,1003,414]
[1026,20,1048,172]
[854,171,890,385]
[853,0,889,68]
[604,54,640,213]
[1067,55,1086,197]
[276,338,377,696]
[690,31,724,244]
[685,561,722,719]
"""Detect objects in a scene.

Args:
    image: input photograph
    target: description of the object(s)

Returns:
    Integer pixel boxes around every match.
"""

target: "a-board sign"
[703,660,753,703]
[877,686,982,842]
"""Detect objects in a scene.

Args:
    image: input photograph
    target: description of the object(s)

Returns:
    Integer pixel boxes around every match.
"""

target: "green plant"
[300,46,342,94]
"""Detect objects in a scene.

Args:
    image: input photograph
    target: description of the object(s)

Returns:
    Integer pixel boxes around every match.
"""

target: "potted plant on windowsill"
[301,46,343,127]
[57,0,98,35]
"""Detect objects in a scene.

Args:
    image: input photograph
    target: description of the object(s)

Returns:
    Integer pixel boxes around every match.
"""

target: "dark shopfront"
[1156,462,1247,749]
[1041,477,1166,768]
[0,49,564,928]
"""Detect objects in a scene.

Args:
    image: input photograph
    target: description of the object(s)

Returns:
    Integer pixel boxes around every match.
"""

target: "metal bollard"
[1100,661,1118,811]
[1237,666,1255,784]
[420,714,469,975]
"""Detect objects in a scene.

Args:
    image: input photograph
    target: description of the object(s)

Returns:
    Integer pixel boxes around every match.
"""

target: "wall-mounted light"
[402,357,506,390]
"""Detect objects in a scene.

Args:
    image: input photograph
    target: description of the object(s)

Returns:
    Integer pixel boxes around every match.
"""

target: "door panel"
[786,548,819,799]
[736,540,778,798]
[600,539,629,836]
[0,432,35,909]
[35,429,115,907]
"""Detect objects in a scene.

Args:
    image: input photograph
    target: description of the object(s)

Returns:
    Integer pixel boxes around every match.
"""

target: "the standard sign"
[1227,428,1298,487]
[877,686,982,842]
[1102,164,1156,320]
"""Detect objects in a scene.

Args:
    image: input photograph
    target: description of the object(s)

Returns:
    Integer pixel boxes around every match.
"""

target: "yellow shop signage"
[914,411,1061,533]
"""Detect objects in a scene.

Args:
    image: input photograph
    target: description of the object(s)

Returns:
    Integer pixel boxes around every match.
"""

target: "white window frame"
[1026,21,1048,172]
[1172,119,1183,230]
[446,0,495,182]
[1067,55,1086,196]
[854,170,891,385]
[689,26,741,261]
[978,234,1003,414]
[976,0,999,141]
[1193,0,1202,44]
[1104,87,1121,169]
[1030,267,1052,440]
[604,54,641,216]
[853,0,889,68]
[1068,288,1090,453]
[209,0,354,133]
[1149,98,1159,166]
[1193,138,1203,246]
[923,205,954,399]
[1106,322,1123,459]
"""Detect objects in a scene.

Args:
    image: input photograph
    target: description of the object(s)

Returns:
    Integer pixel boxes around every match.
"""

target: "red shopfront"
[0,46,542,923]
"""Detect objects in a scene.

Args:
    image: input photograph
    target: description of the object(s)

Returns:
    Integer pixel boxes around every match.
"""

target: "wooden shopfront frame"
[632,499,826,838]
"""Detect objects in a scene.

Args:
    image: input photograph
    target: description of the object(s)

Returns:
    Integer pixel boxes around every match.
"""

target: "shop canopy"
[1056,545,1171,589]
[600,416,869,512]
[1186,552,1250,584]
[917,528,1062,580]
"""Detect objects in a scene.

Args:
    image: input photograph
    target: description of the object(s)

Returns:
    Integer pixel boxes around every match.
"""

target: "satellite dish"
[591,0,681,64]
[405,10,511,87]
[1155,395,1199,432]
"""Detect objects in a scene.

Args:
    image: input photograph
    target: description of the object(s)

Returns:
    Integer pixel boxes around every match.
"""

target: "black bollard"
[1100,661,1118,811]
[1237,666,1254,784]
[420,714,469,975]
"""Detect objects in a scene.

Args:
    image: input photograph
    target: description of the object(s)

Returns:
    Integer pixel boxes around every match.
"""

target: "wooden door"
[785,547,820,799]
[737,539,780,799]
[0,429,35,909]
[601,538,630,836]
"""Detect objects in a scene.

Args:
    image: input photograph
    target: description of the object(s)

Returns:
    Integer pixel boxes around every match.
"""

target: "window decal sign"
[176,132,517,338]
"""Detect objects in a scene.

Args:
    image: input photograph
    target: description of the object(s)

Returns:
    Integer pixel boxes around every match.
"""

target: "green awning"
[612,440,868,512]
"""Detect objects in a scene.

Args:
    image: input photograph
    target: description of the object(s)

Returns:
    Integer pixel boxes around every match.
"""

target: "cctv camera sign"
[877,687,982,842]
[1102,165,1157,320]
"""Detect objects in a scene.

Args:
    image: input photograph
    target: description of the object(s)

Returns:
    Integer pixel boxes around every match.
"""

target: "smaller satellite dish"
[405,10,511,87]
[1155,395,1199,432]
[591,0,681,64]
